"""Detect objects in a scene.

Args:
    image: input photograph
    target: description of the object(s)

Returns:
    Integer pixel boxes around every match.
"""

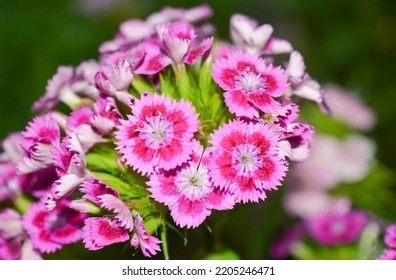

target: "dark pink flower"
[385,224,396,248]
[23,201,86,254]
[305,210,367,246]
[378,249,396,260]
[82,217,129,251]
[212,51,289,117]
[209,120,288,203]
[116,93,199,175]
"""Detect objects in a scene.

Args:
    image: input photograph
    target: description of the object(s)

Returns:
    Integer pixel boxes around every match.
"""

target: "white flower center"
[140,115,173,147]
[175,164,211,201]
[330,220,346,235]
[236,69,266,91]
[232,144,262,175]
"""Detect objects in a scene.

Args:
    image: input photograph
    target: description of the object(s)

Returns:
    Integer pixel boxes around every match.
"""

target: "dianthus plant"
[0,5,327,259]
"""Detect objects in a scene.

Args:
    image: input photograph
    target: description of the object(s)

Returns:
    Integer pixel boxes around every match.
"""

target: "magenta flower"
[82,217,129,251]
[230,14,293,55]
[147,140,234,228]
[132,42,173,75]
[305,210,367,246]
[131,212,161,257]
[212,51,289,117]
[385,224,396,248]
[23,201,86,254]
[116,93,199,175]
[17,114,60,174]
[156,21,213,65]
[209,120,288,203]
[378,249,396,260]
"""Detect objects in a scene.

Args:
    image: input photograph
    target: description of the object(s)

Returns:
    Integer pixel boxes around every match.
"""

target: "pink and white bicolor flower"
[147,141,235,229]
[285,51,330,114]
[230,14,293,55]
[47,132,87,210]
[131,211,161,257]
[116,93,199,176]
[212,51,289,117]
[93,59,133,96]
[17,114,60,174]
[31,66,82,112]
[209,120,288,203]
[156,21,213,66]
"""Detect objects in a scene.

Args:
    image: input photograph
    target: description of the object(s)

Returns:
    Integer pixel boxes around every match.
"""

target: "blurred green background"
[1,0,396,259]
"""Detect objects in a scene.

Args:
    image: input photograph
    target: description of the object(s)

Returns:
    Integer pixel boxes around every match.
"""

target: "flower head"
[212,51,289,117]
[384,224,396,248]
[156,21,213,65]
[209,120,288,203]
[305,210,367,246]
[116,93,199,175]
[230,14,293,55]
[23,201,86,254]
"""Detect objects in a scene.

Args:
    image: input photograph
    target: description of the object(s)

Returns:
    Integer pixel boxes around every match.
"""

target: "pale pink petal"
[99,194,134,231]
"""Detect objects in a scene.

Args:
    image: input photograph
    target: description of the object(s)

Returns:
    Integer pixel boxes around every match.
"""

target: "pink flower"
[131,212,161,257]
[212,51,289,117]
[23,201,86,254]
[17,114,60,174]
[0,209,42,260]
[132,42,173,75]
[66,106,107,151]
[209,120,288,203]
[230,14,293,55]
[80,177,120,205]
[99,194,134,231]
[378,249,396,260]
[156,21,213,65]
[90,96,122,135]
[116,93,199,175]
[384,224,396,248]
[92,60,133,96]
[305,210,367,246]
[32,66,81,112]
[324,84,376,131]
[285,51,330,114]
[147,140,234,228]
[82,217,129,251]
[291,134,375,190]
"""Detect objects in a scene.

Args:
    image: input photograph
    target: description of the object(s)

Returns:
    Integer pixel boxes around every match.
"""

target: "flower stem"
[161,224,170,260]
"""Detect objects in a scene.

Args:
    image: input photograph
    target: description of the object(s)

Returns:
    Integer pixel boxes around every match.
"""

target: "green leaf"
[90,171,139,197]
[131,75,155,95]
[159,72,177,98]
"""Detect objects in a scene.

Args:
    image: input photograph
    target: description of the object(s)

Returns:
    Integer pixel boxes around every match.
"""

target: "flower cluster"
[0,5,322,259]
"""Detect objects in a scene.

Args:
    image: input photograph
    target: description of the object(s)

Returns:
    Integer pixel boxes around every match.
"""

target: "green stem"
[161,224,170,260]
